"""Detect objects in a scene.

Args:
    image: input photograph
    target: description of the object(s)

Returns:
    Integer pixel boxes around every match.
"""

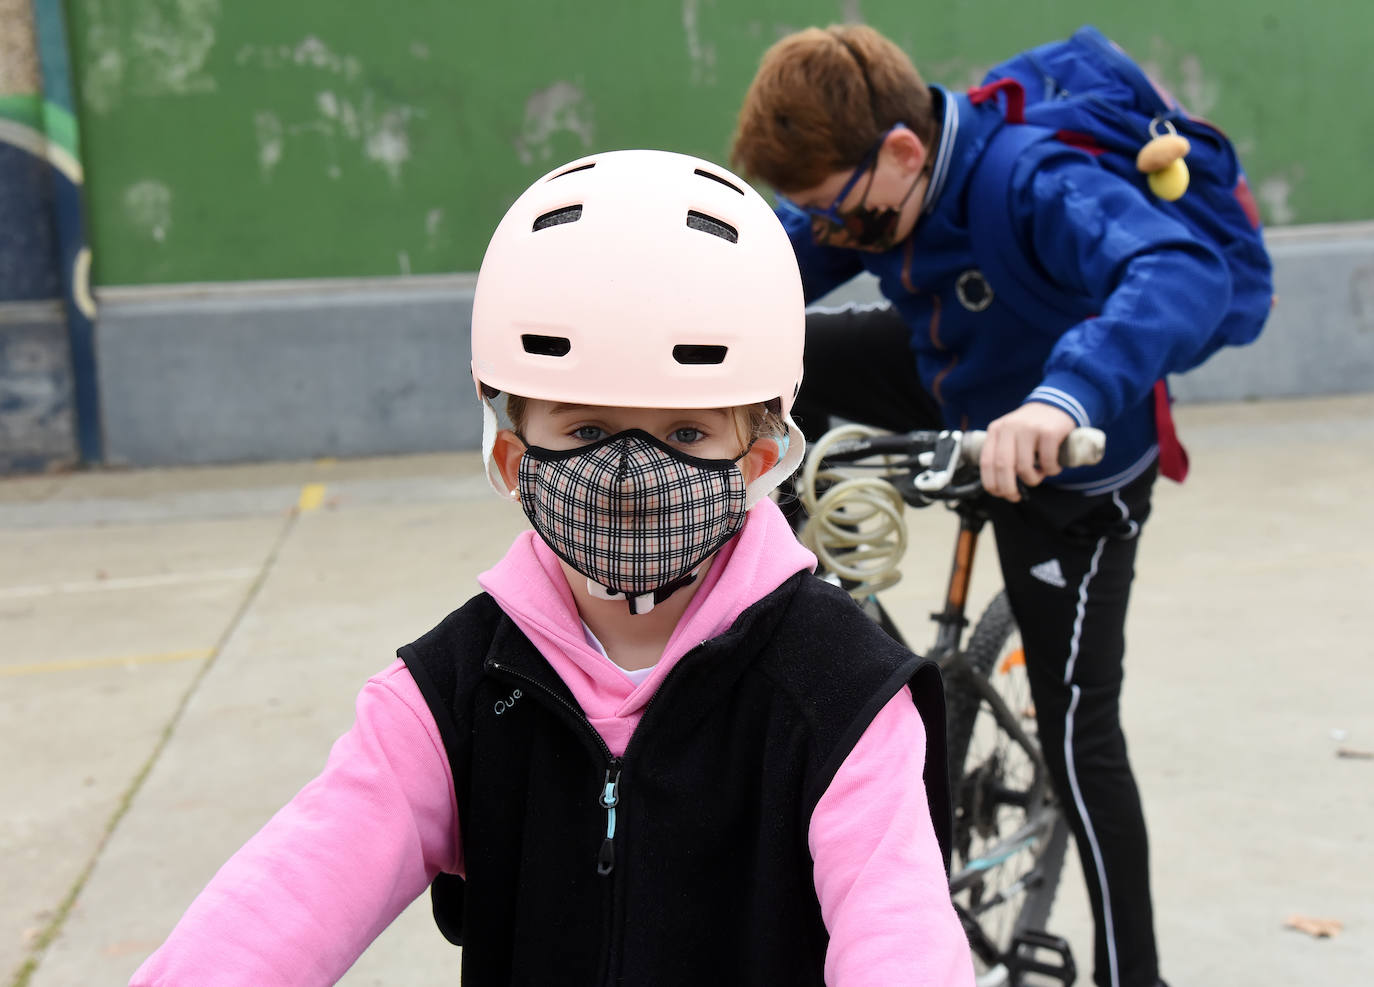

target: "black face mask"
[810,166,925,252]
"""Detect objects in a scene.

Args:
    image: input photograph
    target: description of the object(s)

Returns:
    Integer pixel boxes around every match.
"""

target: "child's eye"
[572,425,607,443]
[671,427,704,445]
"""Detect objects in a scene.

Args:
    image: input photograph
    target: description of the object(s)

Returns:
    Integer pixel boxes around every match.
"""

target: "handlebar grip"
[960,427,1106,469]
[1059,427,1106,468]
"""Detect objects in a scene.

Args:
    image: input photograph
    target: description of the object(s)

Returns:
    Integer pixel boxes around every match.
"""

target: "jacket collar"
[917,85,1007,229]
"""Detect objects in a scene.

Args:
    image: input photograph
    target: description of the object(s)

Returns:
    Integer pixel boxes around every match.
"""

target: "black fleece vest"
[399,572,952,987]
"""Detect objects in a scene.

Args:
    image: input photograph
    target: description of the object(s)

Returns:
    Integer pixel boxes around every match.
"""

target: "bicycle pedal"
[1007,929,1076,985]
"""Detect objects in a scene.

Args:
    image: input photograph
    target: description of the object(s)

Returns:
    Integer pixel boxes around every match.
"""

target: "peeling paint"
[839,0,865,24]
[364,106,412,185]
[425,208,443,248]
[514,81,595,166]
[130,0,221,96]
[1142,38,1220,117]
[1175,55,1219,118]
[1257,169,1304,226]
[683,0,717,86]
[82,43,124,114]
[254,111,283,179]
[123,180,172,243]
[235,35,362,80]
[239,40,421,185]
[82,0,221,113]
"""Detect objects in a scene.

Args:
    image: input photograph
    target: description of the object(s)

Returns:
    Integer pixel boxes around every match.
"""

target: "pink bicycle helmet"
[472,149,806,505]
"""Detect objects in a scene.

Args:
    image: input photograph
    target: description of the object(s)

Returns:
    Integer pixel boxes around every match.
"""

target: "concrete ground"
[3,394,1371,986]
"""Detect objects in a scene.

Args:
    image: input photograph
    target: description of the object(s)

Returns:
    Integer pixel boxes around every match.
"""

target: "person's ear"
[884,125,927,176]
[492,429,526,497]
[741,435,782,486]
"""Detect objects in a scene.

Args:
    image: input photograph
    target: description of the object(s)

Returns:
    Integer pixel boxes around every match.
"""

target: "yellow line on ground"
[297,483,327,512]
[1,648,214,678]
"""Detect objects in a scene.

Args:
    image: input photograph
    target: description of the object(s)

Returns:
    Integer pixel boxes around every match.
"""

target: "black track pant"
[799,303,1161,987]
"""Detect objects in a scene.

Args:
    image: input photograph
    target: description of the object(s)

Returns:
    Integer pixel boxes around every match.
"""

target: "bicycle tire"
[945,591,1068,980]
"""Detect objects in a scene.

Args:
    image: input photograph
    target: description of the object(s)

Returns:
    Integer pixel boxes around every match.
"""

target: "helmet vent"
[672,344,728,365]
[533,205,583,231]
[686,210,738,243]
[549,162,596,180]
[521,334,572,357]
[694,168,744,195]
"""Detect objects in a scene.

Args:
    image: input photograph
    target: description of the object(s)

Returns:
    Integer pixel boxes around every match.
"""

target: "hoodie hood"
[478,497,816,754]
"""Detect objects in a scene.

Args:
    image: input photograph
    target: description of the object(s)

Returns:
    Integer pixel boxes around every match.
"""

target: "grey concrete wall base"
[89,224,1373,470]
[97,276,478,468]
[0,300,78,472]
[1170,224,1374,402]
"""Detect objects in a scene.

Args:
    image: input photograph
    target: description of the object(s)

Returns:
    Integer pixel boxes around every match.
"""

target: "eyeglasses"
[778,123,906,237]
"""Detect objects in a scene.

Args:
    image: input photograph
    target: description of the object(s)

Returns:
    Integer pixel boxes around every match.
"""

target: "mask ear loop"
[743,414,806,509]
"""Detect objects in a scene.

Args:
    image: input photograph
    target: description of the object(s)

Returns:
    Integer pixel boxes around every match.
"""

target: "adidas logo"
[1029,559,1068,589]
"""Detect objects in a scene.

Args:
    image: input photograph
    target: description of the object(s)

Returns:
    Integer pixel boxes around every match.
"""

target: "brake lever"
[913,431,962,492]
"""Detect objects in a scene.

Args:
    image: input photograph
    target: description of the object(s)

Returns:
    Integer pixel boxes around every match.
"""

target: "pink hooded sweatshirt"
[131,498,974,985]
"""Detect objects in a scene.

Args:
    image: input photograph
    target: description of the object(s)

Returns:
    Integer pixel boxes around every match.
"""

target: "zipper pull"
[597,766,621,876]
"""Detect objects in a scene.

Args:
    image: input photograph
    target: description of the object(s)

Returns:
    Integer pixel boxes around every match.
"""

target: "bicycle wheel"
[945,591,1069,984]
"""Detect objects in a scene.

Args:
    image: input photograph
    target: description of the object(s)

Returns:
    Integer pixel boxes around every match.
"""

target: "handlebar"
[817,426,1105,470]
[798,425,1106,598]
[959,428,1106,471]
[809,426,1106,507]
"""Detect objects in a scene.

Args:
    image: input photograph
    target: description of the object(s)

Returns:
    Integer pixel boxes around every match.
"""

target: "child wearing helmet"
[130,151,974,986]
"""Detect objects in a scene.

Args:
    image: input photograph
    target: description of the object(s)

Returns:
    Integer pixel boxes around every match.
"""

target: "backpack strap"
[968,77,1025,123]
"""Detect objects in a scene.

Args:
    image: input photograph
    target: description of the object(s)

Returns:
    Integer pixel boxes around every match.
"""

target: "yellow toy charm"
[1136,127,1191,202]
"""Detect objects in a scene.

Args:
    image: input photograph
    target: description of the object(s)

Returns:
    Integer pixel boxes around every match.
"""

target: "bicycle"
[796,424,1106,987]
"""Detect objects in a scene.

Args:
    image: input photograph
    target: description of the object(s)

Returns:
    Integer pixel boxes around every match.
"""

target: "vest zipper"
[489,645,709,987]
[596,766,621,876]
[487,662,623,877]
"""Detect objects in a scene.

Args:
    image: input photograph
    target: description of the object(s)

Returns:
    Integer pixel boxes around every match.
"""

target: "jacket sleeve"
[1016,157,1232,427]
[810,687,975,986]
[129,661,460,987]
[776,201,867,304]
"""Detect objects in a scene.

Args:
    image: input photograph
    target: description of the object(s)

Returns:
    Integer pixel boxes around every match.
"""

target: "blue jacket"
[782,87,1231,493]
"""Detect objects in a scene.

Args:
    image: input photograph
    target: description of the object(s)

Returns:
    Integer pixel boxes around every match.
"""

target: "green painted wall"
[66,0,1373,286]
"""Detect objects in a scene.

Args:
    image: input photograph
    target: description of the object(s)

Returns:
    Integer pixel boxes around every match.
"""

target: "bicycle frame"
[926,501,989,666]
[802,425,1083,984]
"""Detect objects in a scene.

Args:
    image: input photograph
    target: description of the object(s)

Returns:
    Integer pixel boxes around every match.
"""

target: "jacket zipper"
[489,645,706,987]
[596,766,621,875]
[487,662,623,876]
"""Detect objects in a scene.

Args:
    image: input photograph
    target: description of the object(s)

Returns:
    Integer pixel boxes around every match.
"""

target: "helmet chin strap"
[586,569,703,616]
[479,395,512,496]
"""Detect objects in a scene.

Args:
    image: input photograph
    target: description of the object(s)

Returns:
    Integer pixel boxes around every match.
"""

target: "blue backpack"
[966,25,1274,371]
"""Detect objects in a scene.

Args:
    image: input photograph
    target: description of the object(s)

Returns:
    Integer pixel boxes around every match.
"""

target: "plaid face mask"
[517,429,749,614]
